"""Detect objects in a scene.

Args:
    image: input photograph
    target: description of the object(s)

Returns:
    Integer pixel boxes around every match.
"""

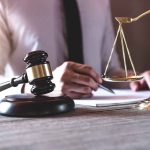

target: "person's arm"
[130,71,150,91]
[0,1,25,95]
[50,1,124,98]
[0,0,12,75]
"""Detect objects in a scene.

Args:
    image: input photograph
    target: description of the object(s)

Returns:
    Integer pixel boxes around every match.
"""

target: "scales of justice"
[102,10,150,82]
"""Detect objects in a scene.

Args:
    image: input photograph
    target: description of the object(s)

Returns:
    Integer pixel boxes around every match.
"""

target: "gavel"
[0,50,74,117]
[0,50,55,95]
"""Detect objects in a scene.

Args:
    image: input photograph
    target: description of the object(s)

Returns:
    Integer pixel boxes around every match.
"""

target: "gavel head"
[24,50,55,95]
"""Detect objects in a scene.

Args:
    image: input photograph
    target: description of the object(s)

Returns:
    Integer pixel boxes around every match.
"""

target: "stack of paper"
[74,89,150,109]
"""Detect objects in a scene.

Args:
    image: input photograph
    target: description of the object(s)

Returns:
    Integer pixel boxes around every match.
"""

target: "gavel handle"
[0,74,28,92]
[0,81,12,92]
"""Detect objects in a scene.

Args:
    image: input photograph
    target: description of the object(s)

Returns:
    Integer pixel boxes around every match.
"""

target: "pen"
[98,84,115,94]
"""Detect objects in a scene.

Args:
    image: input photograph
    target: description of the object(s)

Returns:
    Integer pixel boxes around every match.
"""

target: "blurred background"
[110,0,150,73]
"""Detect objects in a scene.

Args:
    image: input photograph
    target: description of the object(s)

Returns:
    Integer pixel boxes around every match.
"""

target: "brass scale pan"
[102,75,143,82]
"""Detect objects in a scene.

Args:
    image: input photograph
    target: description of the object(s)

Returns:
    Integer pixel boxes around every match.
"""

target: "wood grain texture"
[0,106,150,150]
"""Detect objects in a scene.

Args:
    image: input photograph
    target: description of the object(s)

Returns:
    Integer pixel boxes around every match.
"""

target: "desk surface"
[0,105,150,150]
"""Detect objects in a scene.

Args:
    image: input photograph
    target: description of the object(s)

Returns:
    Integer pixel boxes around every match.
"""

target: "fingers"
[62,71,99,90]
[67,92,93,99]
[52,61,102,98]
[130,71,150,91]
[60,62,100,90]
[61,81,93,98]
[61,81,92,94]
[142,71,150,88]
[130,81,140,91]
[68,62,102,83]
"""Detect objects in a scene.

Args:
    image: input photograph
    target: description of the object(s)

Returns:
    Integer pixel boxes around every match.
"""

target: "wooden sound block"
[0,94,75,117]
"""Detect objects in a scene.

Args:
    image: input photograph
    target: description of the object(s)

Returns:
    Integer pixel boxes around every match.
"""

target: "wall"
[110,0,150,73]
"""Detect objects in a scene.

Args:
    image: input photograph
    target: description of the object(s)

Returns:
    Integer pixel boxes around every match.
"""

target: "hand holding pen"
[52,62,114,99]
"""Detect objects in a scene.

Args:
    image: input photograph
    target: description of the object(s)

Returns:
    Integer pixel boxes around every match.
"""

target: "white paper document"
[74,89,150,108]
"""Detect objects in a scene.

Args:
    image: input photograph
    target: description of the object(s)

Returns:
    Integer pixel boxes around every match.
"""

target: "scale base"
[0,94,75,117]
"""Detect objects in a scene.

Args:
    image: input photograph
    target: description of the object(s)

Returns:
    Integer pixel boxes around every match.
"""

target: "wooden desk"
[0,105,150,150]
